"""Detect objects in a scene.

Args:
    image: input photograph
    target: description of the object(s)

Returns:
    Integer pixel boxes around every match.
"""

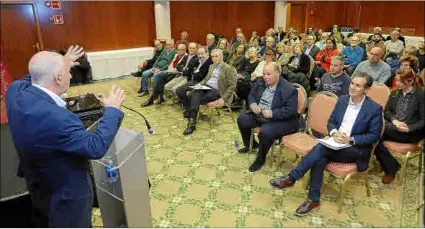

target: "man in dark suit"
[237,62,299,172]
[275,26,286,42]
[303,34,320,59]
[269,72,383,217]
[5,47,125,227]
[164,42,200,97]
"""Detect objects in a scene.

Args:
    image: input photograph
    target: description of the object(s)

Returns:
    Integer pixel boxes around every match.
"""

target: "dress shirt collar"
[33,84,66,108]
[348,95,366,109]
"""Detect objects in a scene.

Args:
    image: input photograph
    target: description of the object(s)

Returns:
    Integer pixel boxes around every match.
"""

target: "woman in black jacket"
[281,43,311,94]
[374,69,424,184]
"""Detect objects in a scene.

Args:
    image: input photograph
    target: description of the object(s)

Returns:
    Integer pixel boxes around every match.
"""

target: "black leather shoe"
[248,160,265,172]
[238,147,250,153]
[141,99,154,107]
[269,175,295,189]
[295,200,320,217]
[183,110,190,118]
[131,72,142,77]
[183,119,196,135]
[138,91,149,97]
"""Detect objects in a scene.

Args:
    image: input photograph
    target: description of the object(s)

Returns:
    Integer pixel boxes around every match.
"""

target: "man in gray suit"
[303,34,320,58]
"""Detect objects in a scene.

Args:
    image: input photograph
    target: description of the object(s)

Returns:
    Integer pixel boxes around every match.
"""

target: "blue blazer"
[248,78,299,121]
[5,76,124,226]
[327,95,383,171]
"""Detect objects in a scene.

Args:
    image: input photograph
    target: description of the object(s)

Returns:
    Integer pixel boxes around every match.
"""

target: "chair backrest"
[292,83,308,115]
[366,81,391,109]
[306,91,338,135]
[308,55,315,76]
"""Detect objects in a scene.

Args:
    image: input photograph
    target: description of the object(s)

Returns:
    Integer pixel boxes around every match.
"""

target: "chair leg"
[227,107,235,122]
[418,149,423,175]
[398,152,411,185]
[269,143,275,168]
[338,174,353,213]
[364,173,371,197]
[249,129,254,153]
[208,108,213,128]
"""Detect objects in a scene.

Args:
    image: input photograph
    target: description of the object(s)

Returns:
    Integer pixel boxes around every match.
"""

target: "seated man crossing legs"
[237,62,299,172]
[164,42,199,98]
[269,72,382,216]
[182,49,237,135]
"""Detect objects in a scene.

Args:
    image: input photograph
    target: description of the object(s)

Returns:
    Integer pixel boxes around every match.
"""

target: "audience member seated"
[417,40,425,72]
[352,47,391,84]
[175,47,213,104]
[281,43,311,94]
[141,44,187,106]
[139,39,176,96]
[230,27,243,47]
[368,27,383,41]
[385,27,406,47]
[226,43,246,72]
[306,27,316,36]
[206,33,216,54]
[132,40,163,80]
[181,49,237,135]
[217,38,230,62]
[237,62,299,172]
[374,70,424,184]
[315,33,328,50]
[303,34,320,59]
[317,56,351,97]
[284,31,300,46]
[251,49,276,81]
[269,72,382,217]
[259,36,276,57]
[248,30,260,45]
[230,32,248,51]
[341,35,365,76]
[234,47,260,109]
[356,34,368,61]
[385,30,404,59]
[276,26,286,42]
[313,38,340,81]
[388,46,419,87]
[249,37,261,55]
[164,42,199,97]
[276,43,293,68]
[176,31,189,49]
[367,33,387,59]
[260,28,278,46]
[330,27,345,45]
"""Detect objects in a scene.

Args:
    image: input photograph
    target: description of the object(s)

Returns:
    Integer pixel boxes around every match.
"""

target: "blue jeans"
[289,144,361,201]
[140,68,154,92]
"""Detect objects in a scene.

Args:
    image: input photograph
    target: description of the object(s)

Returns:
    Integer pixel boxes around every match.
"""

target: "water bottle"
[234,139,239,150]
[105,159,117,183]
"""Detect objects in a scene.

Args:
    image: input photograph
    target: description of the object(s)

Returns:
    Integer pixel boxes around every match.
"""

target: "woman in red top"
[315,38,340,72]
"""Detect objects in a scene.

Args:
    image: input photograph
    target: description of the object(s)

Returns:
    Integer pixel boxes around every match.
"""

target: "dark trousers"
[289,144,362,201]
[236,79,251,105]
[178,87,220,119]
[374,122,422,175]
[149,72,176,100]
[237,112,298,163]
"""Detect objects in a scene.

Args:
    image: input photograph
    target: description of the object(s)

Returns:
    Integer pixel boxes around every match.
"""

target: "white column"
[154,1,171,39]
[274,0,287,30]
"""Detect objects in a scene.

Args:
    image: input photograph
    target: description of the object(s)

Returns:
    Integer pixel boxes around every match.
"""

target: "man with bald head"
[237,62,299,172]
[352,47,391,83]
[5,47,125,227]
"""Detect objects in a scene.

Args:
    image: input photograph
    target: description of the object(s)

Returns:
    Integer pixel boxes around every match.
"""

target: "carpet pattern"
[66,77,422,228]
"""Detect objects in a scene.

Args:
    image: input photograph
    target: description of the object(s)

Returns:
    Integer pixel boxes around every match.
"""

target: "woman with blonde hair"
[281,43,311,93]
[275,43,293,68]
[217,38,230,62]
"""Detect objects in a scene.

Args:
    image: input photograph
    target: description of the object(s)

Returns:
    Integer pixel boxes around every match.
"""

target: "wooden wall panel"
[170,1,275,45]
[288,3,306,33]
[35,1,156,51]
[299,1,424,36]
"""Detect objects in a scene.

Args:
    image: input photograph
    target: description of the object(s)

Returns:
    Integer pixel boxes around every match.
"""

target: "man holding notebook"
[269,72,383,217]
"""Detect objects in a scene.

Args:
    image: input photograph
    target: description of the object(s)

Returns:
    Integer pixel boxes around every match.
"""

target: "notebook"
[317,137,352,150]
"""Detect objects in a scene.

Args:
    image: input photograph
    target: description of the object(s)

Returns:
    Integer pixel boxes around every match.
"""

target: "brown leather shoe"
[382,174,396,184]
[295,199,320,217]
[269,175,295,189]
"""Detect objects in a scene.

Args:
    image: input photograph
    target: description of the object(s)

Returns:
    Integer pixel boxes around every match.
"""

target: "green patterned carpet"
[67,77,423,228]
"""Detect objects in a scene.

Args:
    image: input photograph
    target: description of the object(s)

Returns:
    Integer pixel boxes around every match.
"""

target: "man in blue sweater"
[341,36,364,76]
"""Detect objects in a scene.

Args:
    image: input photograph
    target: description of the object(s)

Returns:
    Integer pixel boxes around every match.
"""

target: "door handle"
[33,42,40,52]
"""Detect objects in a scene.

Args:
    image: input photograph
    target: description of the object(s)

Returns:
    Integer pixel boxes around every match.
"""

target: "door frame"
[287,2,307,33]
[1,0,44,50]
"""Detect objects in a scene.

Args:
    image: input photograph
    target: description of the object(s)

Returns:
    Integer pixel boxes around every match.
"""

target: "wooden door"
[1,3,42,80]
[288,3,306,33]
